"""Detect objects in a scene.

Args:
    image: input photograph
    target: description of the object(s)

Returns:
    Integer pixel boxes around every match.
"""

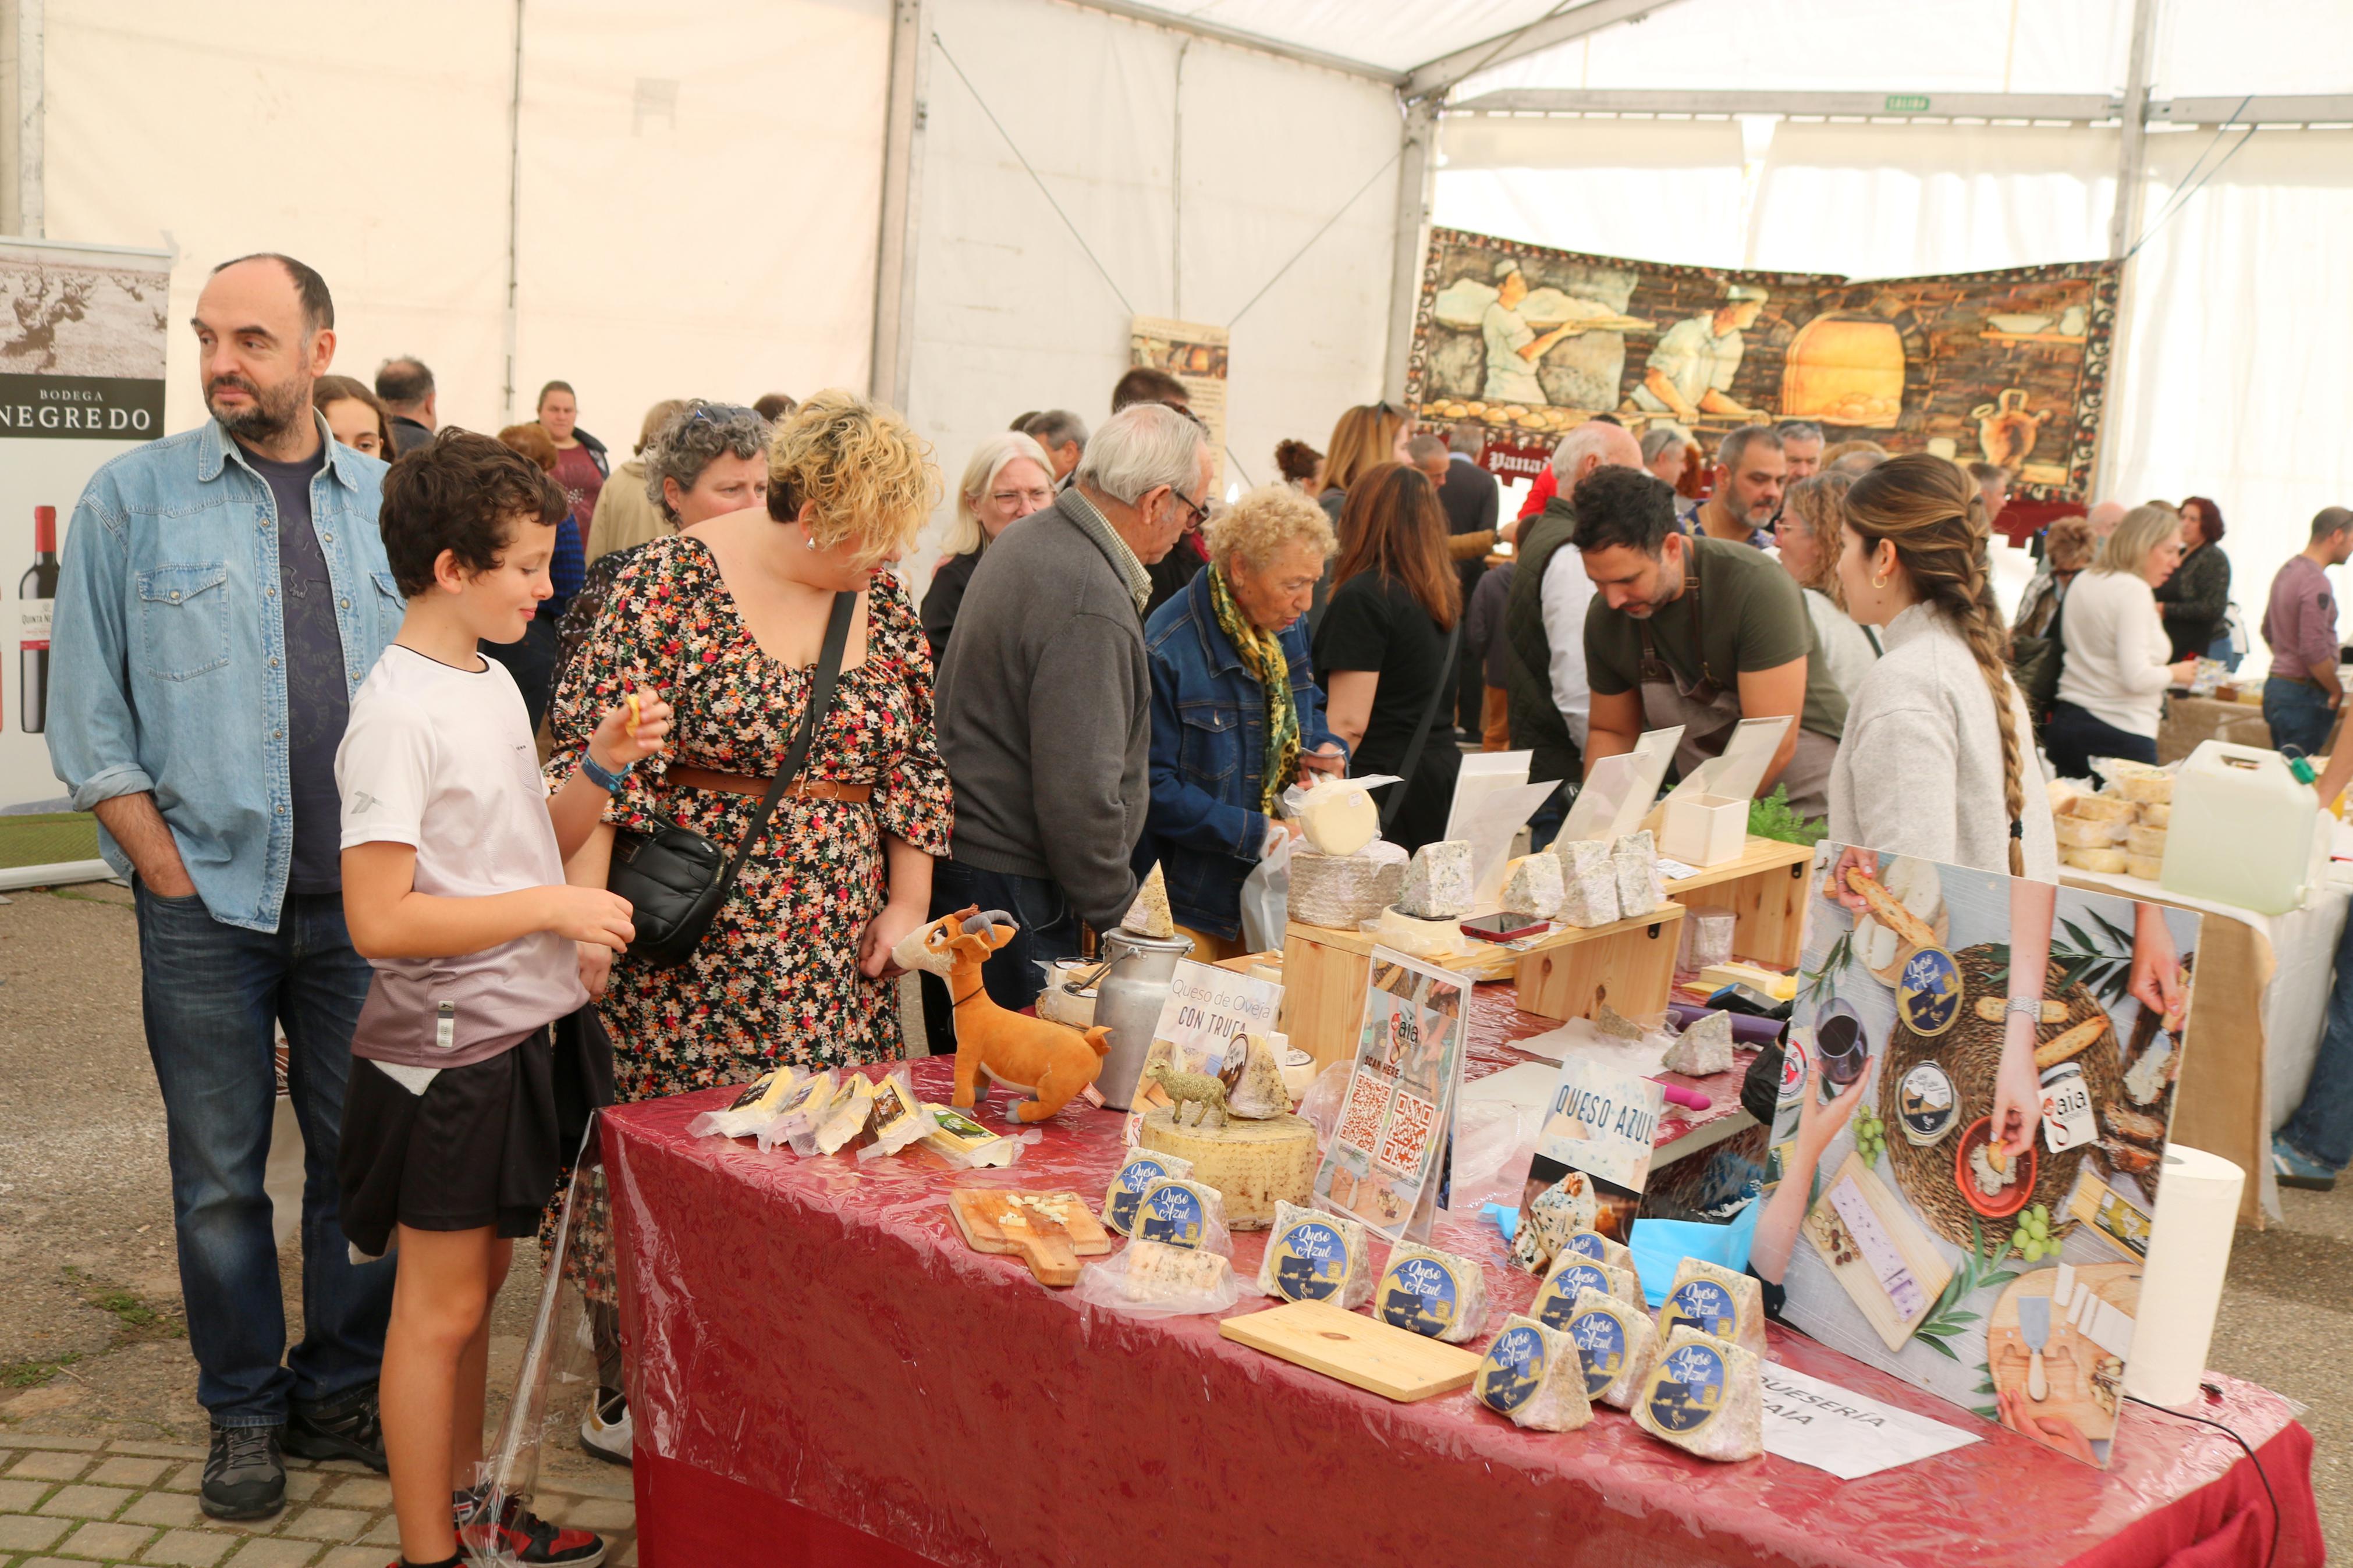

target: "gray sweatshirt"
[935,491,1149,930]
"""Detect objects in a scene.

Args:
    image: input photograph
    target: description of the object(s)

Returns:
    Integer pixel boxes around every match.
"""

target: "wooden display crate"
[1278,904,1687,1073]
[1662,835,1813,969]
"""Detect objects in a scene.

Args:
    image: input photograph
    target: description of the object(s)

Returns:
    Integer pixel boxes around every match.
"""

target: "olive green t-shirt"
[1583,536,1848,740]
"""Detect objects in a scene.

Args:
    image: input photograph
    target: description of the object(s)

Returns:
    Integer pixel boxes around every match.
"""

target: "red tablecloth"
[606,1044,2319,1567]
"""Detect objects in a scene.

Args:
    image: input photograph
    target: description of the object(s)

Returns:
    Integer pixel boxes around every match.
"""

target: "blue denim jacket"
[48,414,401,931]
[1142,567,1344,941]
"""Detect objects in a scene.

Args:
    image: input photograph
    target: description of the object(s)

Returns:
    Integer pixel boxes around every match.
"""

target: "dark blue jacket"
[1142,568,1345,941]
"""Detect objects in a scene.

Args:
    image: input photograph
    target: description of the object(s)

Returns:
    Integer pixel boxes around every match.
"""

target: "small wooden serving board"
[949,1189,1110,1288]
[1219,1299,1480,1402]
[1801,1151,1955,1352]
[1988,1263,2140,1443]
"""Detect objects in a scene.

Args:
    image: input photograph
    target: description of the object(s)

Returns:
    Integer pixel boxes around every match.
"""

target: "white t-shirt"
[2054,568,2174,738]
[1540,543,1596,749]
[335,645,585,1068]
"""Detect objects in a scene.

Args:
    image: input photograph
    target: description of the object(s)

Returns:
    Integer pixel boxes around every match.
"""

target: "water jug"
[1091,928,1194,1110]
[2159,742,2322,915]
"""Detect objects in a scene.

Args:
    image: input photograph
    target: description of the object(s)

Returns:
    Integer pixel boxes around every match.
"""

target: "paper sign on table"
[1149,959,1283,1075]
[1756,1364,1980,1480]
[1535,1056,1664,1194]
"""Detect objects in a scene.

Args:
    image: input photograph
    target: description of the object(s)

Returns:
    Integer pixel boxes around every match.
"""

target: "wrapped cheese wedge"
[1103,1148,1195,1237]
[1500,853,1564,919]
[687,1063,804,1140]
[800,1072,876,1157]
[1655,1256,1768,1357]
[1555,1228,1633,1272]
[1634,1326,1765,1462]
[1534,1257,1644,1325]
[1553,838,1621,928]
[854,1065,930,1161]
[1255,1200,1372,1307]
[1133,1176,1231,1254]
[1475,1315,1593,1432]
[1397,840,1476,919]
[1119,1241,1233,1304]
[1563,1286,1658,1410]
[1613,830,1664,918]
[755,1070,839,1153]
[1375,1240,1489,1343]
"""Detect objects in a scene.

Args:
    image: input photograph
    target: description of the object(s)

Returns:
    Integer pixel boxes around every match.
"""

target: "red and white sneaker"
[455,1488,606,1566]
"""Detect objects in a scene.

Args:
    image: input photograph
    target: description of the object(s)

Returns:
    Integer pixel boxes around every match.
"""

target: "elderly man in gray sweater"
[933,403,1214,1012]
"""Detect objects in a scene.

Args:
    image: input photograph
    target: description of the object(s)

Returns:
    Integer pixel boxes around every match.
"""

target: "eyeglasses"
[1172,489,1210,528]
[991,488,1053,509]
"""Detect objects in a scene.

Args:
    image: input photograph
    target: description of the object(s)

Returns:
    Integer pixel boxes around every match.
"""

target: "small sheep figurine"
[1144,1059,1229,1130]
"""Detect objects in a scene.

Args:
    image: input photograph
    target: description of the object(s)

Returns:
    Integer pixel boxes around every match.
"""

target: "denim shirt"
[48,413,400,931]
[1142,567,1344,941]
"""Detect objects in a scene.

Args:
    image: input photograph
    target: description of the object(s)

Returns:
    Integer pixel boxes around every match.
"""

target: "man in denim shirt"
[49,254,405,1522]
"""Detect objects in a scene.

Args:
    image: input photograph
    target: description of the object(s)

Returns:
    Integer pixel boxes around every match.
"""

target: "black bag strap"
[1381,617,1465,834]
[710,591,855,911]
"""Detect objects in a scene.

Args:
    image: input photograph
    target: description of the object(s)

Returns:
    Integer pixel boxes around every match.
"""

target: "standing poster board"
[1760,844,2201,1467]
[1311,948,1467,1243]
[0,237,172,879]
[1128,315,1228,492]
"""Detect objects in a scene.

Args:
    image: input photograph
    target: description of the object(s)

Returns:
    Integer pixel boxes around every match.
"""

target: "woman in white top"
[1772,471,1879,703]
[2043,503,2199,780]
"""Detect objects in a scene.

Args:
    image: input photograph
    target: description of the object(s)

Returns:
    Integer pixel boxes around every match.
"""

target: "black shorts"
[338,1030,561,1260]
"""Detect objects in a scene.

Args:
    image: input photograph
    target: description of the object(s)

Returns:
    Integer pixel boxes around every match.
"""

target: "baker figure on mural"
[1632,283,1772,424]
[1481,261,1584,407]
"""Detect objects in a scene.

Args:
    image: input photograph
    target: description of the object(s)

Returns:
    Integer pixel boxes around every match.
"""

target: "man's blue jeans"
[2283,907,2353,1172]
[133,882,394,1427]
[2263,678,2336,760]
[931,859,1085,1014]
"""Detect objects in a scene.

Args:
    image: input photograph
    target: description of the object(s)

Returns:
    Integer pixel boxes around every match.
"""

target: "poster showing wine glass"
[1756,842,2200,1467]
[0,238,172,835]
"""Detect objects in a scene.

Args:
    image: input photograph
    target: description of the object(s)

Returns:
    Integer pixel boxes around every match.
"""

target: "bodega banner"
[0,237,172,827]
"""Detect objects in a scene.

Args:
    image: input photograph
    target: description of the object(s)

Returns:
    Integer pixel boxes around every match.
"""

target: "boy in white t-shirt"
[334,431,672,1568]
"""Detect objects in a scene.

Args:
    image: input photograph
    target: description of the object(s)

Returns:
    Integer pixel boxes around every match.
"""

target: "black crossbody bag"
[1379,618,1467,834]
[607,591,854,968]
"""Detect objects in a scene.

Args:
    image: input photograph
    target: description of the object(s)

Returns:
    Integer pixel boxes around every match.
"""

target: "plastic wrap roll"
[2121,1146,2244,1407]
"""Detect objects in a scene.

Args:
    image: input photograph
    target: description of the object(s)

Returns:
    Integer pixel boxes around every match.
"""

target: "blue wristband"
[580,752,632,794]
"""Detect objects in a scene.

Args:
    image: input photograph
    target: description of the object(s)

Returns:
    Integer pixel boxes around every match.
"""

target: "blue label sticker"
[1108,1158,1173,1234]
[1663,1279,1737,1341]
[1646,1340,1727,1433]
[1378,1256,1461,1338]
[1270,1220,1350,1303]
[1561,1232,1607,1263]
[1136,1183,1206,1247]
[1536,1265,1609,1331]
[1478,1325,1548,1415]
[1897,946,1964,1039]
[1568,1307,1629,1398]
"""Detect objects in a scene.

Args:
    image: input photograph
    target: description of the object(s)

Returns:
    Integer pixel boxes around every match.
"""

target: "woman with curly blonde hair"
[1772,471,1878,702]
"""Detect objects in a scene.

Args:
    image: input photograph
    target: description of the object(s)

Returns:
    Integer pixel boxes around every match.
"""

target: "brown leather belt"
[664,765,872,803]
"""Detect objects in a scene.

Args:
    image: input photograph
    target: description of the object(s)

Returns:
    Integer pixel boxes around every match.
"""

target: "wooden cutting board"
[1801,1151,1955,1352]
[1988,1263,2140,1443]
[949,1189,1110,1288]
[1220,1299,1481,1402]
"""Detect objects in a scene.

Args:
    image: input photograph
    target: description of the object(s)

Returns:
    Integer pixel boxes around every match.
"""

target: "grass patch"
[2,1352,82,1388]
[61,1265,180,1339]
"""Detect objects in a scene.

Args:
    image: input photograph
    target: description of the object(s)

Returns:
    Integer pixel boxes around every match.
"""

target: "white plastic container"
[2158,742,2322,915]
[1660,793,1747,867]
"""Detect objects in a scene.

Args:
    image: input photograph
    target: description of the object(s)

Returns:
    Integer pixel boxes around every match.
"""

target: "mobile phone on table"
[1461,911,1546,943]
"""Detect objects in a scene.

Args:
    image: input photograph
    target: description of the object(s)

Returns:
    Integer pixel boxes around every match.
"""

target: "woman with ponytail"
[1826,454,2057,880]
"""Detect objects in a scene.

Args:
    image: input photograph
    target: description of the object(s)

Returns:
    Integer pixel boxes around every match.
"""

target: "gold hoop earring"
[1872,574,1889,589]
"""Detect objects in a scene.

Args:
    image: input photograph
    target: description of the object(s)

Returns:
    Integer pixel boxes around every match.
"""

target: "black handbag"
[607,590,854,968]
[2011,590,2068,730]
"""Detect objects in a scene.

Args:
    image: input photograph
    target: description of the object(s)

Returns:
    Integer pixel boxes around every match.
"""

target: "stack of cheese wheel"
[1286,778,1407,929]
[2052,767,2173,881]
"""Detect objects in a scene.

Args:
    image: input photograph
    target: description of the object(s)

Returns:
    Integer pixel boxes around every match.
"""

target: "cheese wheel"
[2061,845,2128,873]
[1288,843,1407,929]
[2055,815,2124,849]
[2126,824,2168,858]
[2065,793,2136,823]
[2139,801,2172,829]
[1296,780,1380,856]
[1135,1107,1316,1229]
[2125,854,2164,883]
[2118,771,2174,805]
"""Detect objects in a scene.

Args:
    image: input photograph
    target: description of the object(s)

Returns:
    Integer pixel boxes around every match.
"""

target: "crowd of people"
[35,246,2353,1567]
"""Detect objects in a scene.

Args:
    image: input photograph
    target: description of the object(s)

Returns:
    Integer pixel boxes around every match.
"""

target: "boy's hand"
[542,886,636,951]
[577,941,613,999]
[587,688,673,778]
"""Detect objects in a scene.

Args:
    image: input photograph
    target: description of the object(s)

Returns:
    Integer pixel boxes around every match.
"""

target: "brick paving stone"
[318,1478,390,1511]
[108,1443,211,1462]
[58,1518,159,1559]
[39,1482,136,1518]
[613,1541,638,1567]
[225,1538,325,1567]
[91,1456,173,1487]
[0,1513,71,1552]
[8,1435,105,1453]
[281,1471,326,1503]
[159,1462,205,1492]
[542,1470,633,1502]
[315,1546,392,1568]
[6,1453,90,1483]
[278,1506,367,1543]
[122,1490,208,1528]
[0,1478,51,1512]
[143,1526,239,1566]
[359,1516,400,1547]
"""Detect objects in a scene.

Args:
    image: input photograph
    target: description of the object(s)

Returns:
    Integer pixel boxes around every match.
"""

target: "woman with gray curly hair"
[553,400,770,702]
[1142,483,1350,954]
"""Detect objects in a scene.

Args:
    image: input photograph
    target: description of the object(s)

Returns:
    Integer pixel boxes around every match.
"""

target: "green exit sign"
[1884,94,1932,112]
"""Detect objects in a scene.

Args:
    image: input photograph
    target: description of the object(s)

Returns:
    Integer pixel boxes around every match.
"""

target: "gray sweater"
[935,490,1149,930]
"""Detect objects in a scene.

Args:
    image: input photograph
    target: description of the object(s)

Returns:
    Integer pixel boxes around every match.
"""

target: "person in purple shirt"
[2260,507,2353,758]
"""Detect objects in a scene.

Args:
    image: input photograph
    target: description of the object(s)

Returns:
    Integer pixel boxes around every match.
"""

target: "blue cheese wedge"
[1633,1326,1764,1462]
[1553,838,1621,928]
[1563,1286,1659,1410]
[1475,1314,1593,1432]
[1500,854,1564,919]
[1104,1149,1195,1237]
[1375,1240,1488,1344]
[1655,1256,1767,1357]
[1255,1200,1371,1307]
[1613,829,1663,918]
[1134,1176,1228,1252]
[1662,1011,1736,1077]
[1557,1228,1634,1272]
[1397,839,1475,919]
[1534,1257,1644,1327]
[1122,1240,1233,1303]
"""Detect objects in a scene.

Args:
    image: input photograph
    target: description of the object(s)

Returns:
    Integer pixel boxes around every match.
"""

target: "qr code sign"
[1336,1070,1392,1153]
[1376,1089,1438,1174]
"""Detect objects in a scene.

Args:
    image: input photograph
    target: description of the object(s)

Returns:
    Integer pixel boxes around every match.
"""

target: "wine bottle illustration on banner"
[20,506,58,734]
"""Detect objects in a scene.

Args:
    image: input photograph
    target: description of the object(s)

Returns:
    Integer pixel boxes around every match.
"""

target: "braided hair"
[1843,455,2028,876]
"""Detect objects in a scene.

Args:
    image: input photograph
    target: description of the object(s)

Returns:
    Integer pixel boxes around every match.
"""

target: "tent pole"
[870,0,929,412]
[9,0,42,238]
[2096,0,2160,498]
[501,0,523,425]
[1172,39,1187,320]
[1383,98,1435,404]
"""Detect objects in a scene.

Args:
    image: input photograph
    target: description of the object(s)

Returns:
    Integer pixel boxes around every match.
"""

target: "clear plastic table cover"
[604,989,2319,1568]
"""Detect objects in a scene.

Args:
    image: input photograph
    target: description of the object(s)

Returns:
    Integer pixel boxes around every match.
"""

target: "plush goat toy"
[895,906,1110,1123]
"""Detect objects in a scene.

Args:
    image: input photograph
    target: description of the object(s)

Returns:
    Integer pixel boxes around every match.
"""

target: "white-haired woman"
[1143,486,1350,956]
[921,431,1056,656]
[2044,502,2201,779]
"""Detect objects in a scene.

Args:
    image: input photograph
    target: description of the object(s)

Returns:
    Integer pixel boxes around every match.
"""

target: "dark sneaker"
[285,1381,388,1471]
[458,1488,606,1566]
[200,1423,285,1520]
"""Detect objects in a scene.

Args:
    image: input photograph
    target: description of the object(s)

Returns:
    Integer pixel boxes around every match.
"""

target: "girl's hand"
[587,688,673,776]
[542,886,636,951]
[1826,845,1877,914]
[1992,1009,2044,1160]
[860,899,927,980]
[2128,902,2184,1022]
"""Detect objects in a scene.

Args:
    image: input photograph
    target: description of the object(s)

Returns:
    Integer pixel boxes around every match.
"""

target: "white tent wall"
[1433,118,1749,268]
[33,1,890,442]
[905,0,1402,583]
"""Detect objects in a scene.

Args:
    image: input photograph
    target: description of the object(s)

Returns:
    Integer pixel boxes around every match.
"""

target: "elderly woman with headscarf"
[1143,484,1349,958]
[921,431,1057,657]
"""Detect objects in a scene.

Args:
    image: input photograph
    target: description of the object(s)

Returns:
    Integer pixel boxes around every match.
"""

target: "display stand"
[1278,905,1686,1072]
[1662,835,1813,969]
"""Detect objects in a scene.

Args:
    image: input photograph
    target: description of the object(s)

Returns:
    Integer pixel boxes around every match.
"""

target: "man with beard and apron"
[1567,464,1846,820]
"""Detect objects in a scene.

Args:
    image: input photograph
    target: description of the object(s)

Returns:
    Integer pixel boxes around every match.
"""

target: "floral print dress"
[547,532,953,1103]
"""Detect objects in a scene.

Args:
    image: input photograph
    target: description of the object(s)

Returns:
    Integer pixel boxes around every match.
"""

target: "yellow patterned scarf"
[1208,565,1300,816]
